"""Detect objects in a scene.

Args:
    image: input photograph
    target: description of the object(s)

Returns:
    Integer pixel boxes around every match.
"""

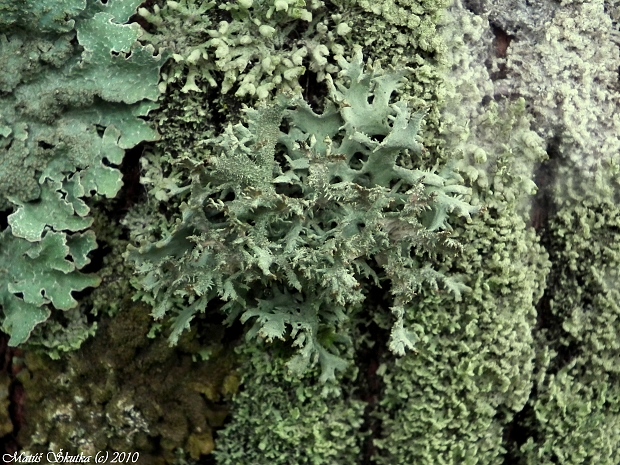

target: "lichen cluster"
[0,0,163,346]
[138,0,353,98]
[372,3,551,463]
[128,50,476,382]
[517,201,620,464]
[4,0,620,463]
[213,342,366,465]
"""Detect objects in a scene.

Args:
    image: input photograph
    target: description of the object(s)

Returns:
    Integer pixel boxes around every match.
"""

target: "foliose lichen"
[0,0,164,346]
[128,49,477,381]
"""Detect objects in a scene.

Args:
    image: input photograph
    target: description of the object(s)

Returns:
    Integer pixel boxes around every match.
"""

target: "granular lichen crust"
[214,343,366,465]
[372,3,550,463]
[516,200,620,465]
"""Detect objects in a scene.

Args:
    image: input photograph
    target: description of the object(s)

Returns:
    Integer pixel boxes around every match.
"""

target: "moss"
[0,372,12,438]
[186,432,215,460]
[18,303,237,464]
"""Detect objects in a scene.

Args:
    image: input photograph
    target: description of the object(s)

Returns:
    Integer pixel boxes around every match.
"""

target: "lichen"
[489,0,620,205]
[515,200,620,465]
[0,0,163,344]
[139,0,351,98]
[128,50,477,380]
[214,342,366,465]
[373,3,550,463]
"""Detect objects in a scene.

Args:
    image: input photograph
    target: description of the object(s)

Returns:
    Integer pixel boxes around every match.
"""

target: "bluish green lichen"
[128,50,476,381]
[0,0,163,344]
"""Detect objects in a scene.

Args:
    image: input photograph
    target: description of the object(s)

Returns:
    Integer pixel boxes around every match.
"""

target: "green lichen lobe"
[0,0,164,345]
